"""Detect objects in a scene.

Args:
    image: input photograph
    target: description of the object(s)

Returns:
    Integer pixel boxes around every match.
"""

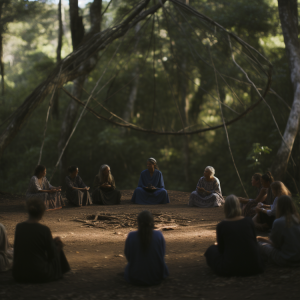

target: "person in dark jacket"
[13,198,70,283]
[205,194,264,276]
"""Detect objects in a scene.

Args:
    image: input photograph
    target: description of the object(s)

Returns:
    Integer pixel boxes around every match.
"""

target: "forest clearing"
[1,0,300,299]
[1,191,300,300]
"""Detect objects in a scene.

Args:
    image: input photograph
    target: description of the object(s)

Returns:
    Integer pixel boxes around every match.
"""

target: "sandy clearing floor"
[0,190,300,300]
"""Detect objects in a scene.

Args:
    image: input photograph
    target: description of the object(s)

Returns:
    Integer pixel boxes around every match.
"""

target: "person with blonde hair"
[205,195,264,276]
[92,164,121,205]
[0,224,13,272]
[257,195,300,267]
[254,181,291,230]
[189,166,224,207]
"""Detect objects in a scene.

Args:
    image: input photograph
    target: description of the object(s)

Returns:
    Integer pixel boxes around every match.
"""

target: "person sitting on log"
[12,198,70,283]
[189,166,224,208]
[92,164,121,205]
[0,223,13,272]
[26,165,62,211]
[253,181,291,231]
[131,158,170,205]
[239,172,274,217]
[124,210,169,285]
[205,195,264,276]
[257,195,300,267]
[65,165,92,207]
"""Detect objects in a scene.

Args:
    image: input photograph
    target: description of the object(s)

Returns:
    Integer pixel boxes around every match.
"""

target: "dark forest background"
[0,0,298,199]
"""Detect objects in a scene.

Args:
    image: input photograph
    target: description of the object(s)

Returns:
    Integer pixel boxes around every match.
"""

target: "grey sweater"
[270,216,300,263]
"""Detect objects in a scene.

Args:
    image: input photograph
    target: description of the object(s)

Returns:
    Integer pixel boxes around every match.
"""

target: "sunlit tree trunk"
[271,0,300,180]
[0,2,4,97]
[52,0,63,119]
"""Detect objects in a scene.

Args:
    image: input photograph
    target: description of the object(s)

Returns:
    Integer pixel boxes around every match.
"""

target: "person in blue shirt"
[131,158,170,204]
[124,210,169,285]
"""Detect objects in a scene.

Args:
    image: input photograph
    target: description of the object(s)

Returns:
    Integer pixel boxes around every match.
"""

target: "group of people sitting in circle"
[1,161,300,285]
[25,158,223,212]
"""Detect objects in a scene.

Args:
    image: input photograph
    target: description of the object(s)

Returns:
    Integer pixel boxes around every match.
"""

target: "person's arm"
[156,172,165,189]
[253,188,267,204]
[269,219,284,249]
[124,234,131,261]
[78,176,89,190]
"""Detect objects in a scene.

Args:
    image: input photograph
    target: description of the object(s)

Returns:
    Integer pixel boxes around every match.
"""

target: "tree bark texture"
[271,0,300,180]
[52,0,64,119]
[122,22,141,127]
[0,2,5,96]
[57,0,87,180]
[0,0,161,158]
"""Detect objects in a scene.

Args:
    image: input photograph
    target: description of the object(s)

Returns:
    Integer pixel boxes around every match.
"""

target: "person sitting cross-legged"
[131,158,170,205]
[65,165,92,207]
[257,195,300,267]
[189,166,224,208]
[205,195,264,276]
[124,210,169,285]
[12,199,70,283]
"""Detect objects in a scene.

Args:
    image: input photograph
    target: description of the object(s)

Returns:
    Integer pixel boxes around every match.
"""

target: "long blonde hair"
[98,164,113,184]
[271,181,291,197]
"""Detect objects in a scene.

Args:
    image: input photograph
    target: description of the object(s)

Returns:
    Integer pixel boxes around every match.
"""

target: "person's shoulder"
[127,231,138,239]
[213,176,220,183]
[141,169,148,175]
[199,176,205,180]
[155,169,162,175]
[273,216,285,226]
[153,230,165,239]
[30,176,37,181]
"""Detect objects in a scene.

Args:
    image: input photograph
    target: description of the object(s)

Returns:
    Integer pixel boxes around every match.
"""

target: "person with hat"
[131,158,170,205]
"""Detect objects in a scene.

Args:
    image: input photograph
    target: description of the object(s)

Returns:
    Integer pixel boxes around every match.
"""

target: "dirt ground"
[0,190,300,300]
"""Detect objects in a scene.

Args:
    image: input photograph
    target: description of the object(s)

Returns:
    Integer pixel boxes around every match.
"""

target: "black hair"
[138,210,154,252]
[34,165,46,177]
[261,171,274,184]
[68,165,78,173]
[26,198,46,219]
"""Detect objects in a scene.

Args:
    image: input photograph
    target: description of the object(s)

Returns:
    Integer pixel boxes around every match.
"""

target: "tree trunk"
[57,0,86,180]
[52,0,63,119]
[271,0,300,180]
[0,0,165,158]
[180,58,190,183]
[122,22,141,128]
[0,2,4,97]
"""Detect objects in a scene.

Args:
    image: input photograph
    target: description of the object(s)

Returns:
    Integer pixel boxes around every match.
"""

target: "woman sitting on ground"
[0,223,13,272]
[131,158,170,205]
[189,166,224,208]
[26,165,62,211]
[65,165,92,207]
[92,164,121,205]
[204,195,264,276]
[257,195,300,267]
[12,198,70,283]
[124,210,169,285]
[254,181,291,231]
[240,172,274,218]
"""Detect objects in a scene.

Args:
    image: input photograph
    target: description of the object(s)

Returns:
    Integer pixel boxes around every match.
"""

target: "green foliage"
[247,143,272,170]
[0,0,299,199]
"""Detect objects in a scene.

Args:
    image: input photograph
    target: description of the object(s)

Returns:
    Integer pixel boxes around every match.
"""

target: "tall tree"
[271,0,300,180]
[52,0,63,119]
